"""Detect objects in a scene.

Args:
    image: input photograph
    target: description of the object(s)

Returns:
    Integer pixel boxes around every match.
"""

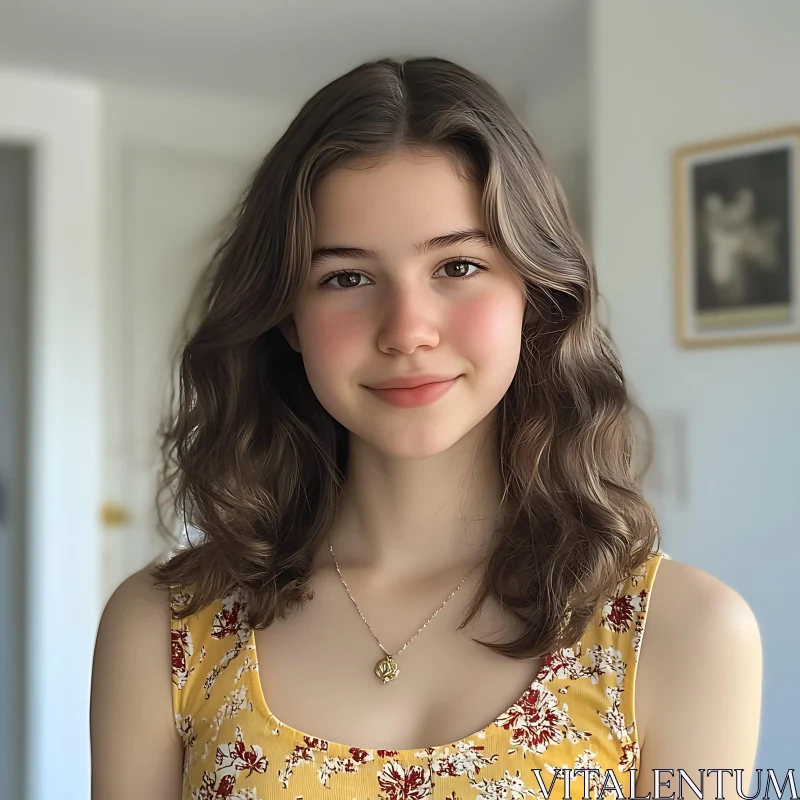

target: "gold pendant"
[374,654,399,683]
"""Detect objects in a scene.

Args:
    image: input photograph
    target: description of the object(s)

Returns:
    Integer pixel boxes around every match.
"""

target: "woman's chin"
[350,422,482,461]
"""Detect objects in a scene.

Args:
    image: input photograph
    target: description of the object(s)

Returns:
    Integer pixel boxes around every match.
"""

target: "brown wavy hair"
[151,56,660,660]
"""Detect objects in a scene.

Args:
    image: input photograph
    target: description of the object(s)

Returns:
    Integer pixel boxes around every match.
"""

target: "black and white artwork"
[674,127,799,347]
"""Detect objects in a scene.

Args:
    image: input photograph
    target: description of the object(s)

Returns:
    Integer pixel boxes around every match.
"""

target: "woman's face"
[282,147,527,459]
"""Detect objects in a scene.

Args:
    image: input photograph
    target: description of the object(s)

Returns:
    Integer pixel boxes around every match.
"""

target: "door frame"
[0,70,103,800]
[0,141,33,800]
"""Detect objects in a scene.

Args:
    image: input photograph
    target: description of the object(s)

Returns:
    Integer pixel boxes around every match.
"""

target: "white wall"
[0,68,103,800]
[523,65,591,245]
[591,1,800,771]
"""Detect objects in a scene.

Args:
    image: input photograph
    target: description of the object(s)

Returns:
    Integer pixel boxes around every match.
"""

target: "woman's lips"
[366,376,460,408]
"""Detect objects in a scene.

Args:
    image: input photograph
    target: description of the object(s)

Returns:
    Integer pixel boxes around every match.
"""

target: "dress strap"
[600,550,666,760]
[169,585,255,741]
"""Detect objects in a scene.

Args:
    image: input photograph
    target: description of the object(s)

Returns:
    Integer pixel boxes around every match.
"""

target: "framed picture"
[673,125,800,347]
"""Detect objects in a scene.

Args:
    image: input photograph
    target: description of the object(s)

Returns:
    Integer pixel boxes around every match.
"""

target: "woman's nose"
[375,286,443,355]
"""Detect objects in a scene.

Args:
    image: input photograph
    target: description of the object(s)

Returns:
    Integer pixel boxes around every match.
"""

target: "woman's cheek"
[299,308,367,382]
[453,293,523,360]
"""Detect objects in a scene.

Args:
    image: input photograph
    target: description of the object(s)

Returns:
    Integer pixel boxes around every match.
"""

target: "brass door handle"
[100,501,131,527]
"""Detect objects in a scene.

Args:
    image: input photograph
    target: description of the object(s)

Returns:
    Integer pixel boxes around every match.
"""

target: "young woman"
[91,57,762,800]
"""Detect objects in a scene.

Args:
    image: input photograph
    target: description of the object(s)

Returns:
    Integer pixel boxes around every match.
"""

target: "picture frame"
[673,125,800,348]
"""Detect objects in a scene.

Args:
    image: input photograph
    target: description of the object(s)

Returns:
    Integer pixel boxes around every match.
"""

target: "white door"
[102,148,254,600]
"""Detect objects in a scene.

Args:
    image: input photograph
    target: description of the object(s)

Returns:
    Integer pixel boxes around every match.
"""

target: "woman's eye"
[438,259,484,279]
[319,259,487,291]
[320,271,368,290]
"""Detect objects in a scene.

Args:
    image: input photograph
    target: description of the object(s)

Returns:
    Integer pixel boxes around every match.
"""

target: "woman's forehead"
[312,153,483,246]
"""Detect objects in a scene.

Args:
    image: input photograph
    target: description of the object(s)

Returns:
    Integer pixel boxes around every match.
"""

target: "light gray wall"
[523,65,591,247]
[591,1,800,770]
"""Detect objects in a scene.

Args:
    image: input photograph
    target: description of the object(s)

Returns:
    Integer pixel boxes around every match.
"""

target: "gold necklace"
[328,536,480,684]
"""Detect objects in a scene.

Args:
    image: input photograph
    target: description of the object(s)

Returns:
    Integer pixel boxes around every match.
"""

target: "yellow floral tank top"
[170,551,666,799]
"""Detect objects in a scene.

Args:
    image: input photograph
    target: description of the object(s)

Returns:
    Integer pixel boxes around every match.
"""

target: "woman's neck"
[319,419,503,581]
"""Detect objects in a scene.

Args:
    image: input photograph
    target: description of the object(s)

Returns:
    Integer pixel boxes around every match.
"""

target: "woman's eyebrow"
[309,228,490,268]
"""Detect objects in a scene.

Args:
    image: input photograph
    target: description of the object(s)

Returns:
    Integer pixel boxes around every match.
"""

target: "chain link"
[328,535,479,658]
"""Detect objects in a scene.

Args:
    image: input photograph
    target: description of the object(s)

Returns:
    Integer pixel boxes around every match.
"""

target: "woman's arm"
[636,557,763,799]
[90,566,184,800]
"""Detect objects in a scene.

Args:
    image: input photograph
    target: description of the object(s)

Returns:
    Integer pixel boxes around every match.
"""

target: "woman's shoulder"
[644,554,760,645]
[99,563,175,640]
[634,553,762,748]
[95,563,210,688]
[91,565,184,788]
[94,564,180,694]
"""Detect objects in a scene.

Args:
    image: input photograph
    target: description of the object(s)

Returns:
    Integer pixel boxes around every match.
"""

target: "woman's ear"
[279,317,302,353]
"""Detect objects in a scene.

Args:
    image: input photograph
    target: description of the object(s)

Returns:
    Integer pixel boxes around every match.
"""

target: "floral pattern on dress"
[430,740,498,779]
[377,761,434,800]
[203,593,252,700]
[171,590,195,691]
[495,682,592,755]
[188,726,269,800]
[170,551,664,799]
